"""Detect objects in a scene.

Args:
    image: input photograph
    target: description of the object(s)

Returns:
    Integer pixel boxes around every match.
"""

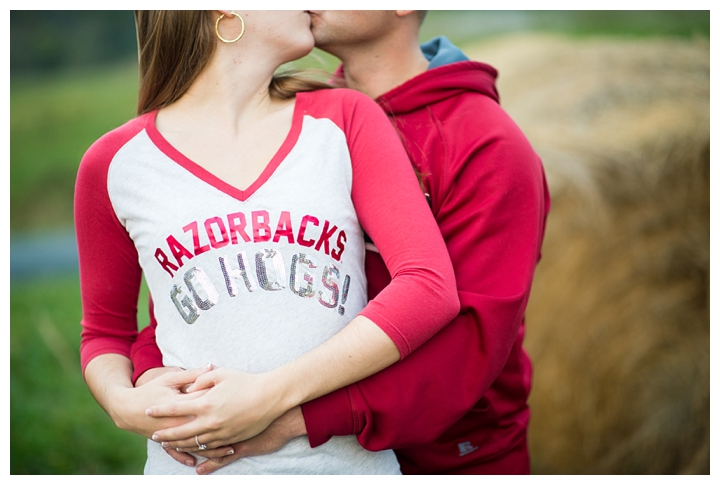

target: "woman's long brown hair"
[134,11,332,116]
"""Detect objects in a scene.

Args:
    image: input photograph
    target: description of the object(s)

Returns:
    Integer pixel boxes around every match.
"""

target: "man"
[133,10,550,474]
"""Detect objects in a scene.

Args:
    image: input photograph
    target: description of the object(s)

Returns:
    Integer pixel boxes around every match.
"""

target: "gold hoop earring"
[215,12,245,43]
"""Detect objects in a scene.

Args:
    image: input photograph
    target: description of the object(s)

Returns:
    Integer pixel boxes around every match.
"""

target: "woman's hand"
[147,367,292,450]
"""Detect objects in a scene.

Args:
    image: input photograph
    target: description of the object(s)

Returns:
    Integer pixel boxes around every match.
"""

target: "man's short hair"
[418,10,428,24]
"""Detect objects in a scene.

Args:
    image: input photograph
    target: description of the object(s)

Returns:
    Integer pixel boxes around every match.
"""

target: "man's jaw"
[307,11,319,29]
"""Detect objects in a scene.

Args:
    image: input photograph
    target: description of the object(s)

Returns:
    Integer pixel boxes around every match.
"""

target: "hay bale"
[465,34,709,474]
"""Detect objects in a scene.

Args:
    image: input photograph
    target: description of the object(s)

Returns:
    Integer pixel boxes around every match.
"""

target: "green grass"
[10,274,151,474]
[10,62,139,231]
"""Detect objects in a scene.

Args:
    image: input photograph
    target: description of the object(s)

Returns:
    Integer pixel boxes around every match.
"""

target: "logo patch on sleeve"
[458,441,480,457]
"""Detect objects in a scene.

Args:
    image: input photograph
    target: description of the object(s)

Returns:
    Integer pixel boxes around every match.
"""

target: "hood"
[422,35,470,69]
[376,36,499,115]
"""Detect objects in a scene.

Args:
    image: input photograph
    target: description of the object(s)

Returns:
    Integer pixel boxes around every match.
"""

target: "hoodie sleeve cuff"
[130,337,164,385]
[301,387,357,448]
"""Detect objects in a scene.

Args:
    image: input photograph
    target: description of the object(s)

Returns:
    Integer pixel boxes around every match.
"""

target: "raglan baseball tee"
[75,88,459,474]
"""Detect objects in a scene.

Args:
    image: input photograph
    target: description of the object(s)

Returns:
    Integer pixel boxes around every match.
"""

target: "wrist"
[284,406,307,438]
[105,385,136,431]
[264,367,306,419]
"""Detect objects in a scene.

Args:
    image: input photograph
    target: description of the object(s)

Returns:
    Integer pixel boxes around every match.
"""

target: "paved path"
[10,229,79,280]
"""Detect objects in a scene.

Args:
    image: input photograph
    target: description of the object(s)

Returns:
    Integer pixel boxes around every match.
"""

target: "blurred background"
[9,11,710,474]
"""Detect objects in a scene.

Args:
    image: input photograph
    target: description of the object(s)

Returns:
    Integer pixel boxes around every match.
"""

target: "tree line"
[11,11,137,75]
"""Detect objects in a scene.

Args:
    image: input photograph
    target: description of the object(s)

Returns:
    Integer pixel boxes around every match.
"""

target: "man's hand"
[83,355,212,440]
[135,366,184,387]
[113,367,211,438]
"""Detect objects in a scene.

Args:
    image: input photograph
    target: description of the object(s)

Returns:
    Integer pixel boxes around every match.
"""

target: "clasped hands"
[134,365,306,475]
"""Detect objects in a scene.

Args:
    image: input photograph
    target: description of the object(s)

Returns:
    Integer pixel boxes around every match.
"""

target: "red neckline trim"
[143,94,305,202]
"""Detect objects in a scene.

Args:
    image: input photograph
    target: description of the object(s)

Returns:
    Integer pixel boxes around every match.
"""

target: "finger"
[184,368,220,393]
[146,398,203,419]
[196,448,242,475]
[160,433,231,452]
[182,386,211,398]
[163,446,196,467]
[174,387,210,399]
[160,438,200,450]
[160,364,213,388]
[154,422,224,449]
[192,446,236,459]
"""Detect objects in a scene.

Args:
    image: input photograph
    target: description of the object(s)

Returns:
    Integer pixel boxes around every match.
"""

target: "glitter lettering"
[290,253,316,298]
[331,230,347,262]
[314,221,338,256]
[184,267,219,310]
[227,212,252,244]
[255,249,287,291]
[170,284,199,324]
[219,252,257,296]
[183,221,211,256]
[298,215,319,247]
[318,264,340,308]
[252,210,272,243]
[167,235,194,269]
[272,211,295,244]
[205,216,230,249]
[155,247,179,277]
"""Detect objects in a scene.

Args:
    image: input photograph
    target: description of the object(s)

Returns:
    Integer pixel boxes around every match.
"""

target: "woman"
[75,10,459,474]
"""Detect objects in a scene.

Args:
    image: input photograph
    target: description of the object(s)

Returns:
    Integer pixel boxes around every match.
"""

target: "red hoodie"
[130,55,550,474]
[299,58,550,473]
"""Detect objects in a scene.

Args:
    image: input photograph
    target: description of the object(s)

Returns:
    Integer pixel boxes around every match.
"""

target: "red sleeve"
[129,297,163,384]
[343,90,460,358]
[75,125,144,374]
[302,98,550,449]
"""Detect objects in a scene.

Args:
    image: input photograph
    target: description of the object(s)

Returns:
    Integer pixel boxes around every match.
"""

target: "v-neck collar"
[144,94,305,202]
